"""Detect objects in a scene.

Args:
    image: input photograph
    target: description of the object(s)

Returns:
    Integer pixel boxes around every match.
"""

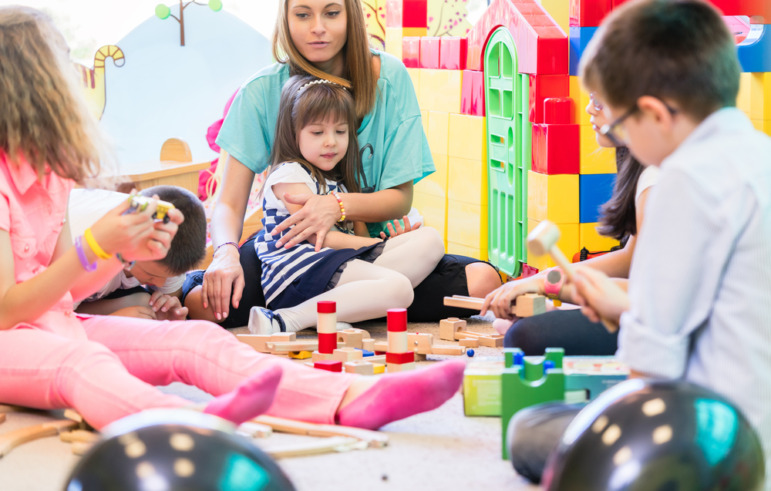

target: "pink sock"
[337,359,465,430]
[203,365,283,426]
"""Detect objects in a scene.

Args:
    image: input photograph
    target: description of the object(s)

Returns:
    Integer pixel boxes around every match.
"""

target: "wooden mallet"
[527,220,618,332]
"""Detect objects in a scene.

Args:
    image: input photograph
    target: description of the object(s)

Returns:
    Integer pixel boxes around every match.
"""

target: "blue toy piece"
[358,349,375,357]
[466,349,475,357]
[738,24,771,73]
[579,173,616,223]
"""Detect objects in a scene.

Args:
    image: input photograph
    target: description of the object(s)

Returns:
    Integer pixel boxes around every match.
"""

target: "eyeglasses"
[600,99,678,146]
[589,92,604,112]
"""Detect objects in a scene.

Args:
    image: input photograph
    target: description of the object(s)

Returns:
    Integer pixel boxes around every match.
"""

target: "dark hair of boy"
[580,0,740,122]
[139,185,206,274]
[597,147,646,240]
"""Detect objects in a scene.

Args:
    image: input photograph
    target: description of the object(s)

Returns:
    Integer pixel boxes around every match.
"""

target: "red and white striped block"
[386,308,414,372]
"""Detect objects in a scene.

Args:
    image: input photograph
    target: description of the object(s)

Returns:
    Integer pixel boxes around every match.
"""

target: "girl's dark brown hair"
[269,75,363,193]
[0,6,104,182]
[273,0,376,120]
[597,147,646,240]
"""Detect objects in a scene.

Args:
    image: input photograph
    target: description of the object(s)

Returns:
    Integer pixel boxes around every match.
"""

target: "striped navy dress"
[255,162,382,309]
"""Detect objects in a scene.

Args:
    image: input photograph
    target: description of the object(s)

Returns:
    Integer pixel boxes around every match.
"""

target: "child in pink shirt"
[0,6,463,431]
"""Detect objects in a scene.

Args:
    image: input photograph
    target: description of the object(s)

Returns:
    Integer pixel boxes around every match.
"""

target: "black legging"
[504,309,618,355]
[184,236,496,327]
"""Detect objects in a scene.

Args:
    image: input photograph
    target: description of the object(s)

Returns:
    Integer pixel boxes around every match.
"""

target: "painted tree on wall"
[429,0,471,37]
[362,0,472,49]
[155,0,224,46]
[362,0,387,49]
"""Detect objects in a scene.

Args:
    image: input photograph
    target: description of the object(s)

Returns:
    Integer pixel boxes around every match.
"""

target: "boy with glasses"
[509,0,771,484]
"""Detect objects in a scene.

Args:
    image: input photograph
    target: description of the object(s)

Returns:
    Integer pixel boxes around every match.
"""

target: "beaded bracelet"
[75,235,97,272]
[214,241,239,256]
[84,227,112,260]
[330,190,346,223]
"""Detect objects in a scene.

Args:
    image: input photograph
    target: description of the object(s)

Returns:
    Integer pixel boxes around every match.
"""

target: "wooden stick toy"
[527,220,618,333]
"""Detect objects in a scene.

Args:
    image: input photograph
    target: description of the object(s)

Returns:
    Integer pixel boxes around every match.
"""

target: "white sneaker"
[248,307,285,335]
[336,322,353,331]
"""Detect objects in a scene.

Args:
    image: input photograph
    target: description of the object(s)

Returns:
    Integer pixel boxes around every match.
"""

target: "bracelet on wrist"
[330,190,346,223]
[83,227,112,260]
[214,241,239,256]
[75,235,97,272]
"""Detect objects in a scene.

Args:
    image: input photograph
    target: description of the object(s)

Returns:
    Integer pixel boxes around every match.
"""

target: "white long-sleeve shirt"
[618,108,771,476]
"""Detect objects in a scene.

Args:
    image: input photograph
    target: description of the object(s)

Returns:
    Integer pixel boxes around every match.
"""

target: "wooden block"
[430,345,466,356]
[361,338,376,351]
[455,330,486,339]
[477,335,504,348]
[63,409,83,423]
[439,317,467,341]
[59,430,99,444]
[366,355,387,365]
[443,295,483,311]
[332,347,363,362]
[387,362,416,372]
[373,341,389,353]
[288,350,313,360]
[337,329,366,349]
[459,338,479,348]
[386,351,415,364]
[0,420,78,457]
[314,360,343,372]
[512,293,547,317]
[236,422,272,438]
[407,332,434,355]
[236,334,273,353]
[270,332,296,342]
[312,351,334,363]
[344,360,375,375]
[268,340,319,353]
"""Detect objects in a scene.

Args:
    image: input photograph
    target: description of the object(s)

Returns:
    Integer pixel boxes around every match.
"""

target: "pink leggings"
[0,315,354,429]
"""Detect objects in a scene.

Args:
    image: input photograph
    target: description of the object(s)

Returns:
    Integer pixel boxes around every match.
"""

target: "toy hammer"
[527,220,618,333]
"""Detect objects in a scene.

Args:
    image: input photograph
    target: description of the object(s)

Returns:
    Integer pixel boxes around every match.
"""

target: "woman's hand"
[91,195,182,262]
[379,215,421,240]
[202,245,245,321]
[273,192,340,251]
[480,275,542,320]
[572,268,629,325]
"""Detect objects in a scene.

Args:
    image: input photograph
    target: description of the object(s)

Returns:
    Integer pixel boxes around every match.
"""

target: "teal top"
[216,50,434,236]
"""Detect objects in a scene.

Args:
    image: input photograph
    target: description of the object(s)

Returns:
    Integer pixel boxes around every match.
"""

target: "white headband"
[297,78,345,92]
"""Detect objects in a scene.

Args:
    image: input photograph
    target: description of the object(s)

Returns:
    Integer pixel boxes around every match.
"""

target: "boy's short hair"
[139,185,206,275]
[580,0,740,122]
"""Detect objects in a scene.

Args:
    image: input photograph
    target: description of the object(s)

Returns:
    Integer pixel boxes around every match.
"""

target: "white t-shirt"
[68,188,185,303]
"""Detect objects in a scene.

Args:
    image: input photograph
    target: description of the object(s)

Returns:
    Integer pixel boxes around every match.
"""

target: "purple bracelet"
[75,235,97,272]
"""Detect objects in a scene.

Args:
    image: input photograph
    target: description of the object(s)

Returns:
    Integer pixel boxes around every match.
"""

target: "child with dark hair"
[73,185,206,320]
[481,92,658,355]
[508,0,771,483]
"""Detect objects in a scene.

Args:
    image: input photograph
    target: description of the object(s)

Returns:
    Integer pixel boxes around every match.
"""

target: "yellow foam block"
[385,27,403,61]
[447,241,487,261]
[448,113,486,161]
[402,27,427,37]
[569,76,591,126]
[526,219,579,270]
[419,69,462,113]
[750,72,771,121]
[406,67,420,97]
[448,156,487,206]
[579,125,616,174]
[415,153,448,198]
[540,0,569,35]
[427,111,450,155]
[751,119,771,137]
[447,201,487,257]
[738,72,752,116]
[579,222,621,253]
[527,171,579,224]
[413,191,447,246]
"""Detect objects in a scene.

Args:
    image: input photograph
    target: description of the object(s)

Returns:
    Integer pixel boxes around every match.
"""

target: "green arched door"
[485,27,531,277]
